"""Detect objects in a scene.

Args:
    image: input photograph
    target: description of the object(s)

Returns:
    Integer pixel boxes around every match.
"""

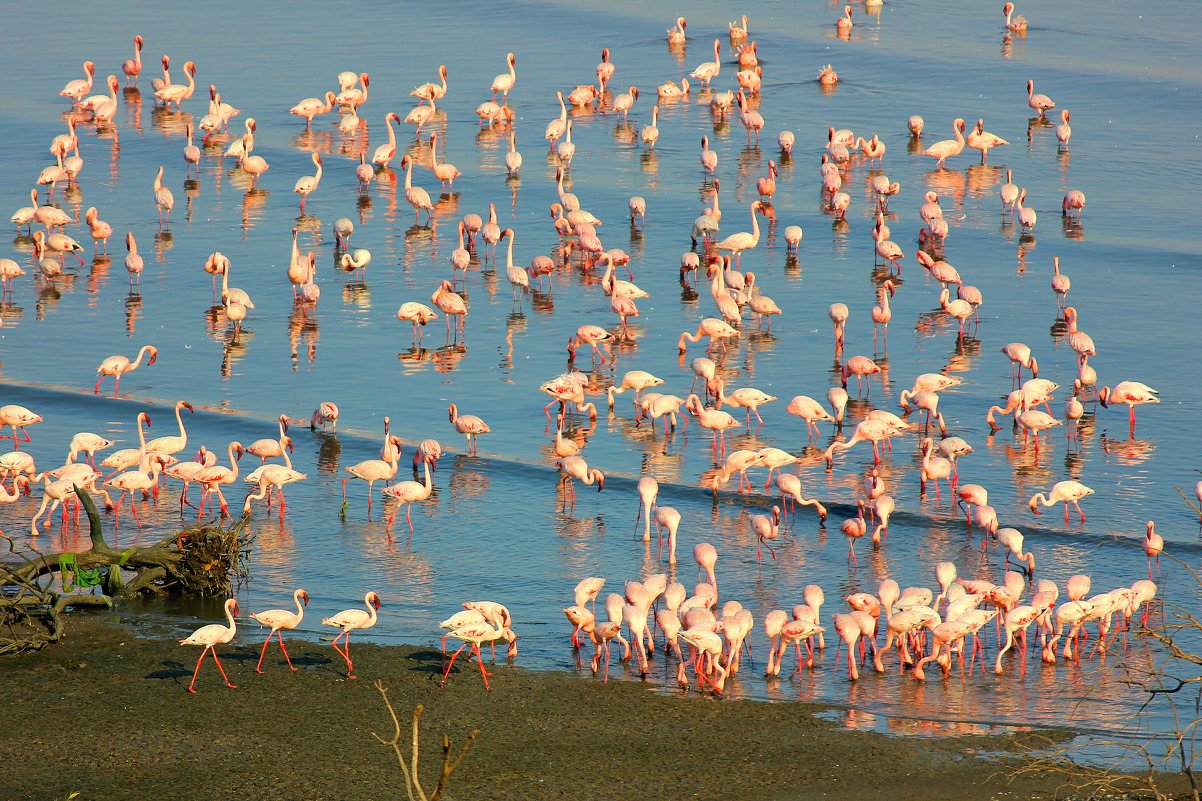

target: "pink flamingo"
[1098,381,1159,434]
[179,599,239,693]
[922,118,966,169]
[95,345,157,394]
[249,589,309,672]
[322,591,381,679]
[1029,480,1094,523]
[448,403,490,456]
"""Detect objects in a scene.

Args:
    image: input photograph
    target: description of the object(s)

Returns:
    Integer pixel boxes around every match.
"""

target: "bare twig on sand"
[371,681,479,801]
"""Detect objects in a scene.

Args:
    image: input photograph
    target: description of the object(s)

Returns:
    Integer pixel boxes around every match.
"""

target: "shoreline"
[0,611,1171,801]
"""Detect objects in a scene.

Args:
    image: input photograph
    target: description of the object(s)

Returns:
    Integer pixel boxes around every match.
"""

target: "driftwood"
[371,681,479,801]
[0,486,252,654]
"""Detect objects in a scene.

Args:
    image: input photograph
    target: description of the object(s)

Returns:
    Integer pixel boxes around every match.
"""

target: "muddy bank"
[0,613,1160,801]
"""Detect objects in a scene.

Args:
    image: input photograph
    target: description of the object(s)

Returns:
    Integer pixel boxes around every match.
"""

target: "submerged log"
[0,486,253,654]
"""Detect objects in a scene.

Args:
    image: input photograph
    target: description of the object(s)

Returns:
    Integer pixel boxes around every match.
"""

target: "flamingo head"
[399,155,410,169]
[185,61,196,76]
[1097,386,1111,408]
[162,55,170,68]
[566,337,578,358]
[182,401,195,414]
[134,35,143,48]
[229,600,240,617]
[368,592,382,609]
[508,53,516,66]
[85,61,96,75]
[234,444,245,460]
[283,436,295,454]
[146,347,158,366]
[631,87,639,100]
[299,590,310,606]
[143,413,153,428]
[109,75,119,91]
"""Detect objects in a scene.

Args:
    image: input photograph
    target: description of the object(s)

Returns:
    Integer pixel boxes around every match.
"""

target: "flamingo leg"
[440,643,468,686]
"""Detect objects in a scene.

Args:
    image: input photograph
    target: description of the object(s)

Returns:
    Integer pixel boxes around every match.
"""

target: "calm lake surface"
[2,0,1201,753]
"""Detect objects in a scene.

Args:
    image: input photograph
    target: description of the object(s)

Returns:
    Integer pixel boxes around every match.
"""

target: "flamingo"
[824,418,893,466]
[431,280,467,337]
[504,130,523,176]
[179,598,239,693]
[713,201,762,267]
[627,476,659,543]
[372,112,402,168]
[397,301,439,344]
[195,441,245,517]
[405,95,437,133]
[105,455,168,526]
[1016,188,1036,230]
[448,403,490,456]
[1029,480,1094,523]
[677,318,739,355]
[121,35,144,84]
[841,502,868,564]
[153,166,174,226]
[399,156,434,222]
[667,16,688,44]
[1027,79,1055,117]
[238,135,270,186]
[836,4,853,34]
[289,91,336,129]
[996,529,1037,575]
[94,345,158,394]
[322,592,381,679]
[922,118,966,169]
[965,119,1008,164]
[341,437,401,510]
[1144,521,1163,578]
[60,61,96,105]
[775,474,827,521]
[1056,109,1072,149]
[411,65,448,101]
[249,589,309,673]
[382,458,434,534]
[310,402,339,432]
[490,52,517,101]
[1099,381,1159,434]
[1003,2,1028,32]
[641,106,660,148]
[1062,190,1086,218]
[736,89,764,143]
[440,621,514,689]
[690,39,722,87]
[293,153,323,208]
[155,60,196,110]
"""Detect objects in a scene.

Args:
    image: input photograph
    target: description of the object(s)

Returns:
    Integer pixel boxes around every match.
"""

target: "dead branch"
[0,486,253,655]
[371,681,479,801]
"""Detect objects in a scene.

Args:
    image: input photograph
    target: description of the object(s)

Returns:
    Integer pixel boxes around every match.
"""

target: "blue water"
[1,0,1200,756]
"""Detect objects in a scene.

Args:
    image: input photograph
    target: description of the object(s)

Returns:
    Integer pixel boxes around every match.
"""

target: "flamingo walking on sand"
[249,589,309,673]
[179,598,239,693]
[322,592,381,679]
[94,345,157,394]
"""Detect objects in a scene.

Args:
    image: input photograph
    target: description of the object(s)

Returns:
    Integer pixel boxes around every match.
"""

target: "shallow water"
[1,0,1200,756]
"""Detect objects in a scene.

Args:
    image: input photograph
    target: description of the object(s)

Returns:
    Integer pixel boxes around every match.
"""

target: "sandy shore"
[0,612,1158,801]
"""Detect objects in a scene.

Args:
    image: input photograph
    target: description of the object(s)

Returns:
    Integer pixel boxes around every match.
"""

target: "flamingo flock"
[0,6,1192,722]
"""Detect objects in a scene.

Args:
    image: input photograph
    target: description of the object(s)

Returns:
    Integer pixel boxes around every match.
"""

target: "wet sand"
[0,613,1160,801]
